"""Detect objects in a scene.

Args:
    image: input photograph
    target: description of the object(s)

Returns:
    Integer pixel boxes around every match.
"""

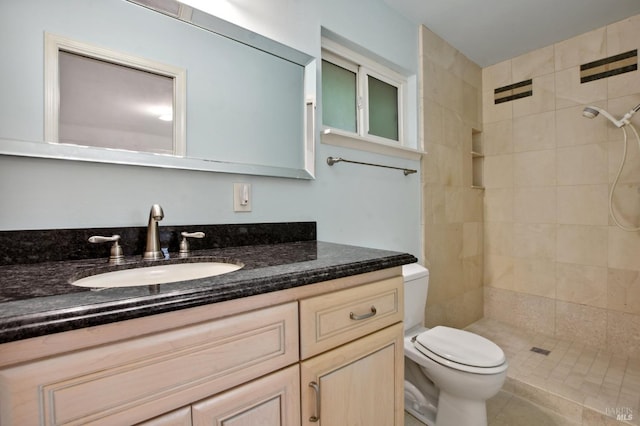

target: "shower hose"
[611,123,640,232]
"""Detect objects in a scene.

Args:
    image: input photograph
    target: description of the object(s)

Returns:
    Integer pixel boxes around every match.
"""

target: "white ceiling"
[383,0,640,67]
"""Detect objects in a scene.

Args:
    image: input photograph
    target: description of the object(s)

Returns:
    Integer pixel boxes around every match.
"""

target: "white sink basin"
[72,262,243,288]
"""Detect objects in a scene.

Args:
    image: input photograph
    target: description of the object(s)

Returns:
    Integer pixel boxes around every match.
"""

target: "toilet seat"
[413,326,507,375]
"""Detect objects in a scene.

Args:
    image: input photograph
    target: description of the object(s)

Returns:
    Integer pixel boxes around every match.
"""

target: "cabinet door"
[300,323,404,426]
[136,406,191,426]
[0,302,298,425]
[191,365,300,426]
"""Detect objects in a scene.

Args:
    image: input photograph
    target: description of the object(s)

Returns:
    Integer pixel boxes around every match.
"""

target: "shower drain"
[530,347,551,356]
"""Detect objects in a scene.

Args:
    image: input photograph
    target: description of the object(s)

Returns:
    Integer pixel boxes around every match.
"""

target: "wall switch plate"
[233,183,252,212]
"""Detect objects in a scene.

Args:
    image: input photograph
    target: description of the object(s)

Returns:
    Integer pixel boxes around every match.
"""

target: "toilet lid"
[414,326,506,368]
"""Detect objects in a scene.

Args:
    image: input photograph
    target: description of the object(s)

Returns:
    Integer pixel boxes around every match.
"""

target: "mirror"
[0,0,316,179]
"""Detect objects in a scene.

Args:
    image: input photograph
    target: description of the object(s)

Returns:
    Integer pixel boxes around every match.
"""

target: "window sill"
[321,128,425,160]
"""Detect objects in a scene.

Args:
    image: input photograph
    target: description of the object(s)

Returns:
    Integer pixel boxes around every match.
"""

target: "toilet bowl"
[402,264,508,426]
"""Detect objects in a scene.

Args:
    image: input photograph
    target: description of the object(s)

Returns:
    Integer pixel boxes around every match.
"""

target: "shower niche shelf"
[471,130,484,189]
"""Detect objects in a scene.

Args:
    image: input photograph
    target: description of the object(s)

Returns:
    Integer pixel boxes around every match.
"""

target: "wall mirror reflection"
[0,0,316,179]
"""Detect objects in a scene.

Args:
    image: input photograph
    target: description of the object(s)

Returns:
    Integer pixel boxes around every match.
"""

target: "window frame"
[321,37,407,148]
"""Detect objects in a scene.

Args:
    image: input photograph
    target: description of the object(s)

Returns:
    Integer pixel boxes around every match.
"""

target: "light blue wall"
[0,0,422,259]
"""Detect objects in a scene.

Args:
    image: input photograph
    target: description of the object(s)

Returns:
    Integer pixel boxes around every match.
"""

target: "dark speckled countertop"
[0,236,417,344]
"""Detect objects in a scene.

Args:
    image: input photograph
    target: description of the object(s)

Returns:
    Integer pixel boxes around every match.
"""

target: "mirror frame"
[0,0,316,179]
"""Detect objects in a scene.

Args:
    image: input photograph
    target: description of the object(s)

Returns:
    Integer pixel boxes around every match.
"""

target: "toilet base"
[435,391,487,426]
[405,340,505,426]
[404,380,437,426]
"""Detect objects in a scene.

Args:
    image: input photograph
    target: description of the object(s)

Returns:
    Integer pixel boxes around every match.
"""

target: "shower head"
[582,105,625,127]
[582,106,600,119]
[583,103,640,127]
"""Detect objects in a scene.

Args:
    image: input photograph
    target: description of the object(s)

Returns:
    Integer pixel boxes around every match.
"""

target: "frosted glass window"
[59,51,175,154]
[321,37,407,148]
[367,76,398,141]
[322,60,357,133]
[45,33,186,157]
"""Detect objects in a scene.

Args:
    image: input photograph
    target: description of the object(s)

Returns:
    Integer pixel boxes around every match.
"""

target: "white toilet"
[402,264,508,426]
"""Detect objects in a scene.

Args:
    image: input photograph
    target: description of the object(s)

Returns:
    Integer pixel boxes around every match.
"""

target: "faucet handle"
[89,235,125,265]
[179,231,205,258]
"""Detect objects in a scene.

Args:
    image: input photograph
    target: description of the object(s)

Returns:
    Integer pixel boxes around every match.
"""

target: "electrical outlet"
[233,183,252,212]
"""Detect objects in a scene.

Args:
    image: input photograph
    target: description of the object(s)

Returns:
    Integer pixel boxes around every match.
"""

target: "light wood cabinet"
[299,276,404,426]
[0,267,405,425]
[137,407,192,426]
[299,276,402,359]
[0,302,298,425]
[191,365,300,426]
[300,323,404,426]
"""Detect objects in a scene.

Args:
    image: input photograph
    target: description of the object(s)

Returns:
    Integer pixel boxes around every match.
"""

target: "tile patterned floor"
[405,318,640,425]
[467,318,639,425]
[405,390,582,426]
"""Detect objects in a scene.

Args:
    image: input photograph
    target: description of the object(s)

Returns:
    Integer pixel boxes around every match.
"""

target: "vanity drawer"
[299,276,403,359]
[0,302,298,426]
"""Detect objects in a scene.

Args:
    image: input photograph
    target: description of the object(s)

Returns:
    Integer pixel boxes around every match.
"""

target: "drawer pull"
[309,381,320,422]
[349,306,377,321]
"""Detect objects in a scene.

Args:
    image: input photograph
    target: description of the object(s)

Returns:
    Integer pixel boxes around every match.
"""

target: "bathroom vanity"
[0,224,415,425]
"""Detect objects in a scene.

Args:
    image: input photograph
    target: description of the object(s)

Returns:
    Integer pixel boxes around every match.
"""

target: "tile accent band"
[580,49,637,83]
[494,79,533,104]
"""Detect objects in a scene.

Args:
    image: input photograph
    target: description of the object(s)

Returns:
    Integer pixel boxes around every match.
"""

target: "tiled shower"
[482,13,640,361]
[421,11,640,425]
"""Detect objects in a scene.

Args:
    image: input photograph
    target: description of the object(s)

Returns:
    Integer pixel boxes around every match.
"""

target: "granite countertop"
[0,241,417,344]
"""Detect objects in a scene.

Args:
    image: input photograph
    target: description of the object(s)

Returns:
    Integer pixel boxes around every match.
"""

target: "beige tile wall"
[420,26,483,328]
[482,13,640,358]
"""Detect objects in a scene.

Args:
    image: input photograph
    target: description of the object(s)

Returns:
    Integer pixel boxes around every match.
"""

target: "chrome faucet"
[143,204,165,260]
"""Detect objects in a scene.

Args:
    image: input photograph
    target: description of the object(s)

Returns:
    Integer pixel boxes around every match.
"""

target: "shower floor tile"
[405,390,580,426]
[467,318,640,425]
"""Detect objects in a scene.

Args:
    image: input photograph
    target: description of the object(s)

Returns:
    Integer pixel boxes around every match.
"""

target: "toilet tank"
[402,264,429,331]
